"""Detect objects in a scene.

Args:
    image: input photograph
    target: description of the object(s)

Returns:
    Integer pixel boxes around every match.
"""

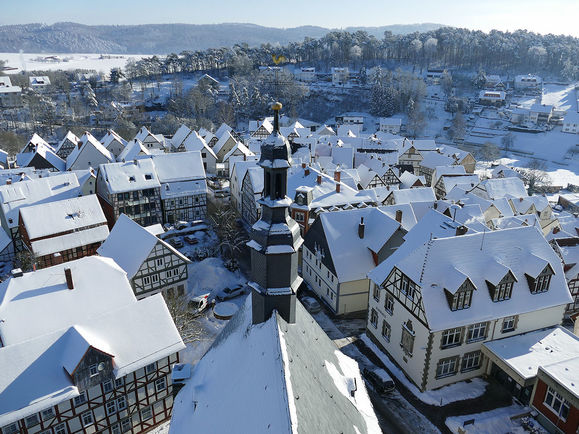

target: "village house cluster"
[0,99,577,433]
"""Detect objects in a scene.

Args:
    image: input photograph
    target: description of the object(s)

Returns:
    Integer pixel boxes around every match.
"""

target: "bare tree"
[207,202,248,264]
[163,291,205,344]
[501,133,514,155]
[520,159,552,195]
[478,142,501,161]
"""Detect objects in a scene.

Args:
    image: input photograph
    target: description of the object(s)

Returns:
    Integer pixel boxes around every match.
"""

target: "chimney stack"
[52,253,63,265]
[302,162,306,169]
[64,268,74,290]
[335,170,341,193]
[6,179,11,185]
[358,217,365,239]
[133,159,138,166]
[455,225,468,236]
[317,175,322,185]
[305,166,310,177]
[11,268,23,278]
[395,209,403,223]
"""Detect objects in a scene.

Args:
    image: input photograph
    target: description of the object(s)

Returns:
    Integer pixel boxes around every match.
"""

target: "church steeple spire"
[248,102,303,325]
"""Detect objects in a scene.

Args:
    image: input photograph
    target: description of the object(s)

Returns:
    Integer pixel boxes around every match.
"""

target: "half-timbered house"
[55,131,81,160]
[98,214,190,299]
[150,152,207,224]
[302,208,404,315]
[66,132,115,171]
[100,130,127,160]
[241,166,264,225]
[366,225,572,392]
[134,127,166,152]
[19,195,109,269]
[0,173,81,254]
[96,159,162,227]
[180,131,217,175]
[0,256,185,434]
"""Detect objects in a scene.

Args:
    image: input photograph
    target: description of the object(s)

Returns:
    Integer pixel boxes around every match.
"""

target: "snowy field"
[0,52,148,74]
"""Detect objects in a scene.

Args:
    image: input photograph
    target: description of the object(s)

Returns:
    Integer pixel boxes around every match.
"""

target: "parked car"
[171,238,184,248]
[184,235,199,245]
[175,221,189,230]
[301,296,321,314]
[163,223,173,232]
[188,293,211,316]
[362,368,395,396]
[216,284,246,301]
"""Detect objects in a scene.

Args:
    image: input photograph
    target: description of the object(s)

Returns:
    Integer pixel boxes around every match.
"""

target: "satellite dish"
[97,362,106,372]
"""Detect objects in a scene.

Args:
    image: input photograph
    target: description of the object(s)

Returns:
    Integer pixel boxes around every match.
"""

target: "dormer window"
[487,270,517,302]
[129,176,136,182]
[526,264,554,294]
[145,174,152,180]
[445,279,475,311]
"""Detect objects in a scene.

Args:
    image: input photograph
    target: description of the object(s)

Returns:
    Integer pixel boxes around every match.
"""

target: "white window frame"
[502,315,517,333]
[106,400,117,416]
[115,377,125,388]
[81,411,94,427]
[381,320,391,342]
[117,396,127,411]
[467,322,487,343]
[41,407,55,420]
[461,351,482,372]
[103,380,113,393]
[384,293,394,315]
[370,308,378,328]
[74,391,87,406]
[89,364,99,377]
[155,377,167,392]
[141,406,153,421]
[25,414,39,428]
[145,362,156,374]
[441,327,462,348]
[436,357,458,378]
[544,386,571,421]
[54,423,67,434]
[2,423,19,434]
[373,285,380,302]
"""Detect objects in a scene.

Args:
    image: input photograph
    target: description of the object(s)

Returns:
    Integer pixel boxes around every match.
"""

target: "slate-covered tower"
[248,102,303,325]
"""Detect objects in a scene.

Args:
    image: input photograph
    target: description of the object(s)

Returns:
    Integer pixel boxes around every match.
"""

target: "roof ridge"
[419,239,434,284]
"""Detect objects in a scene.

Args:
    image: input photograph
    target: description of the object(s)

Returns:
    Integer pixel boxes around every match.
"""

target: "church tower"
[248,102,303,325]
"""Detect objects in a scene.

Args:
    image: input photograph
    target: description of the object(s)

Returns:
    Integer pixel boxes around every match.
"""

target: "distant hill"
[0,22,445,54]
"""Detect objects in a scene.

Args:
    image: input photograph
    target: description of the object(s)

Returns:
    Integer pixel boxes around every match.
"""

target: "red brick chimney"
[335,170,341,193]
[317,175,322,185]
[395,209,403,223]
[64,268,74,290]
[6,179,11,185]
[305,166,310,177]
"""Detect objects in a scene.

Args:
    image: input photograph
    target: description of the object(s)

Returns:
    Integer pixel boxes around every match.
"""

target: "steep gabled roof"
[98,159,160,194]
[394,227,571,331]
[170,297,380,434]
[117,139,150,162]
[66,132,115,170]
[17,143,65,171]
[97,214,189,279]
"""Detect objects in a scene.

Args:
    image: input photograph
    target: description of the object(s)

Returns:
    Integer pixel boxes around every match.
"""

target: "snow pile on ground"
[148,422,170,434]
[445,404,533,434]
[360,334,487,406]
[186,257,245,298]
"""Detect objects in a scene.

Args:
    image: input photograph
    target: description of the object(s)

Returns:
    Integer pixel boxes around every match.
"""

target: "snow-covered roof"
[245,166,264,194]
[368,209,478,286]
[539,356,579,400]
[215,123,233,138]
[100,129,127,150]
[316,208,400,282]
[170,296,380,434]
[161,180,207,199]
[0,256,184,427]
[97,214,188,279]
[438,174,480,194]
[387,187,436,204]
[149,151,205,183]
[171,124,192,149]
[116,138,150,162]
[420,151,454,170]
[54,131,80,154]
[391,227,571,331]
[398,171,424,189]
[66,132,115,170]
[19,194,107,243]
[473,177,527,200]
[483,326,579,384]
[223,142,253,162]
[213,131,238,157]
[98,159,160,194]
[378,204,418,231]
[0,173,80,229]
[16,142,65,171]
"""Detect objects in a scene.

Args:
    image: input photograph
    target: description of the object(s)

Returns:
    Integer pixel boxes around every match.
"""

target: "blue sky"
[2,0,578,37]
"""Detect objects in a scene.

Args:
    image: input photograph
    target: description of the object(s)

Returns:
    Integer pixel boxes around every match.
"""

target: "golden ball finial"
[272,102,283,111]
